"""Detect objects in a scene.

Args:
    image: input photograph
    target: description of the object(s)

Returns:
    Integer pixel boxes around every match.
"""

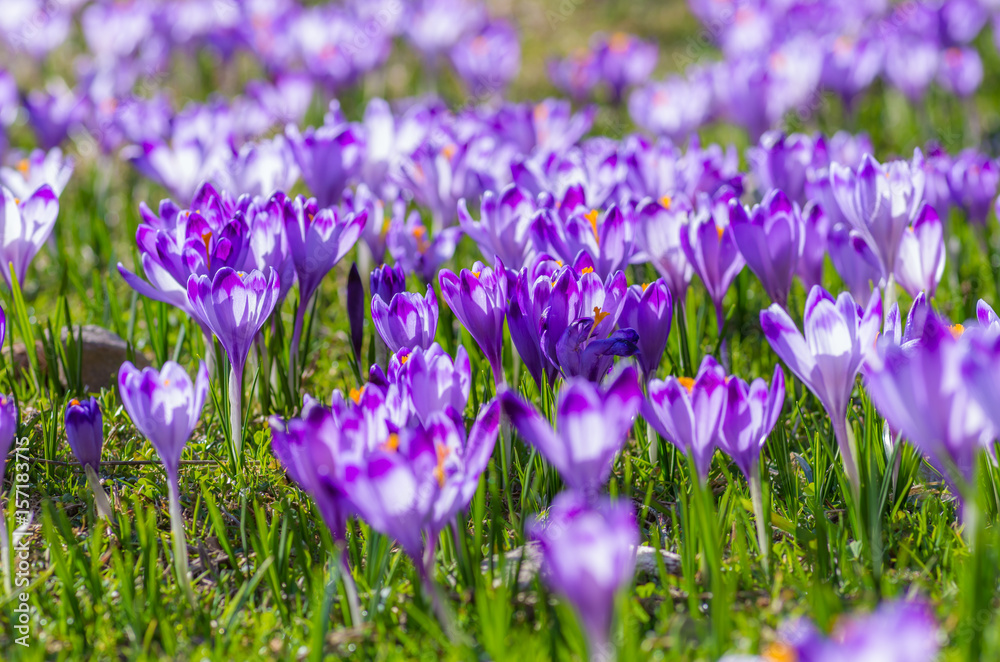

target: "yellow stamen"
[580,267,594,275]
[677,377,695,393]
[533,103,549,122]
[763,642,797,662]
[716,225,725,241]
[950,324,965,338]
[349,387,362,404]
[13,198,19,205]
[593,306,610,325]
[434,444,452,488]
[585,209,600,243]
[641,282,650,291]
[70,399,80,406]
[400,354,409,365]
[441,143,457,161]
[163,379,171,386]
[16,159,29,175]
[659,195,671,209]
[471,271,481,279]
[383,433,400,452]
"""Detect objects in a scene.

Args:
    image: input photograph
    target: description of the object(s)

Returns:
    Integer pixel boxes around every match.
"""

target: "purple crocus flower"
[396,343,472,426]
[627,75,713,143]
[733,599,942,662]
[643,355,728,480]
[540,266,629,380]
[282,194,366,360]
[370,263,408,303]
[633,196,694,302]
[458,185,537,270]
[404,0,485,57]
[0,185,59,288]
[187,267,280,454]
[269,400,366,544]
[976,299,1000,332]
[532,205,633,280]
[619,280,672,381]
[285,102,364,208]
[386,210,462,284]
[681,192,745,332]
[828,224,884,306]
[830,154,925,279]
[868,318,989,497]
[760,285,882,489]
[507,262,559,389]
[118,359,208,604]
[343,399,500,566]
[914,144,953,220]
[23,83,87,150]
[797,202,830,292]
[438,258,508,384]
[592,32,659,103]
[747,132,815,205]
[371,287,439,354]
[729,190,804,309]
[65,397,103,472]
[894,205,945,299]
[948,150,998,226]
[501,367,642,495]
[118,360,209,489]
[528,492,638,657]
[937,47,983,98]
[554,319,640,383]
[961,331,1000,465]
[717,366,785,482]
[449,20,521,96]
[1,148,74,199]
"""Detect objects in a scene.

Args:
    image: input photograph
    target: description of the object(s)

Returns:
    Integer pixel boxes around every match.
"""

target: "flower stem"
[749,461,770,577]
[229,365,243,461]
[0,512,10,595]
[168,476,196,608]
[337,545,362,628]
[833,414,861,500]
[85,465,115,521]
[646,419,658,465]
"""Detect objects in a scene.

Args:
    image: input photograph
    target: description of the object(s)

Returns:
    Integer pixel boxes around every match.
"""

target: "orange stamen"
[677,377,695,393]
[950,324,965,338]
[762,642,797,662]
[716,225,725,241]
[593,306,610,325]
[412,226,429,253]
[383,433,400,452]
[585,209,600,243]
[16,159,29,175]
[349,387,362,404]
[70,399,80,406]
[580,267,594,275]
[659,195,671,209]
[608,32,631,53]
[641,282,650,291]
[434,444,452,487]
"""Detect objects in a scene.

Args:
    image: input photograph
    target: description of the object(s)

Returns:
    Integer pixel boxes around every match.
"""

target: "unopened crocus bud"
[347,262,365,364]
[65,397,103,471]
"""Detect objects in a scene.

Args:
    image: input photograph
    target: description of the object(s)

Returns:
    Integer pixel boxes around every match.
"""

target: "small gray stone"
[60,325,152,391]
[485,542,682,588]
[5,325,151,392]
